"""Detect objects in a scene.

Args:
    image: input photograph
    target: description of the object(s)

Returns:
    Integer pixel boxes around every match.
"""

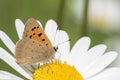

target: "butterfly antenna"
[53,27,59,45]
[55,38,71,47]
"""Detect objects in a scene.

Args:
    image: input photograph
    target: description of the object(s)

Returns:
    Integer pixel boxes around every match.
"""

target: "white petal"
[87,68,120,80]
[54,30,70,61]
[82,51,118,79]
[36,20,43,29]
[70,37,90,56]
[20,64,38,76]
[67,37,90,66]
[15,19,25,39]
[45,19,58,45]
[78,45,107,75]
[0,71,23,80]
[0,47,32,80]
[0,72,11,79]
[0,31,15,54]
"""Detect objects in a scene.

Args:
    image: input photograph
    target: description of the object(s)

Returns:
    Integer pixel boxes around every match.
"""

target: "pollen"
[33,61,83,80]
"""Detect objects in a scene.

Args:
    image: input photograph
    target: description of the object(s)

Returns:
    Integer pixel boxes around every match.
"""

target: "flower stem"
[81,0,89,36]
[57,0,65,29]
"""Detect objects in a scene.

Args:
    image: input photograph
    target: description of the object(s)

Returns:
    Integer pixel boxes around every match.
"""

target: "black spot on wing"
[33,33,35,35]
[38,33,42,37]
[34,27,36,29]
[37,26,39,29]
[31,28,34,31]
[31,27,37,31]
[46,44,48,46]
[42,39,45,41]
[29,35,32,39]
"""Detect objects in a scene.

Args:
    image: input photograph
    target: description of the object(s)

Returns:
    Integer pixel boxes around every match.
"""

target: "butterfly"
[15,18,57,65]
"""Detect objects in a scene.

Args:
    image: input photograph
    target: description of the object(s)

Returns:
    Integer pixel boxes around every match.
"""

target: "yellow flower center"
[33,61,83,80]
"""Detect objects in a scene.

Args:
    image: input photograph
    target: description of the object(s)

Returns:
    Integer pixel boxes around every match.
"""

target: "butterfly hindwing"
[15,38,55,65]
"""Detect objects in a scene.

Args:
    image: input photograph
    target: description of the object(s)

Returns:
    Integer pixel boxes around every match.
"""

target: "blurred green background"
[0,0,120,79]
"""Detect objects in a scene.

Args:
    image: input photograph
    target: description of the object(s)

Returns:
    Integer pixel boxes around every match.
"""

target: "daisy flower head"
[0,18,120,80]
[0,18,70,80]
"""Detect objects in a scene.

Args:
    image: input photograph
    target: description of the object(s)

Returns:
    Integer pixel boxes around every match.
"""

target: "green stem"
[81,0,89,36]
[57,0,65,29]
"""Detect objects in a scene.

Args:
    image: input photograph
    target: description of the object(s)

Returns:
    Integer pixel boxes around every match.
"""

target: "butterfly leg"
[41,64,44,73]
[46,61,51,73]
[57,51,62,60]
[51,57,55,62]
[54,50,62,62]
[37,63,40,69]
[37,63,44,73]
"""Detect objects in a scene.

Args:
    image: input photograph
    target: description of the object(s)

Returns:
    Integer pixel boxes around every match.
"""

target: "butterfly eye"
[54,46,58,52]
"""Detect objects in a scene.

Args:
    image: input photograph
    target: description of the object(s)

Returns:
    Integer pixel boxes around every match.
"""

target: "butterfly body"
[15,18,55,65]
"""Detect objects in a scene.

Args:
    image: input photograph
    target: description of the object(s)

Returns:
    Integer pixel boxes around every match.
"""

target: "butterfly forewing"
[23,18,53,48]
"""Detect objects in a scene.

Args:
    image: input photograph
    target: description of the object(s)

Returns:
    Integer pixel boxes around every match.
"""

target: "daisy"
[0,19,120,80]
[0,19,70,80]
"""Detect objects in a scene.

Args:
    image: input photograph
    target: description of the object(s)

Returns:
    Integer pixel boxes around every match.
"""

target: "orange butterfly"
[15,18,56,65]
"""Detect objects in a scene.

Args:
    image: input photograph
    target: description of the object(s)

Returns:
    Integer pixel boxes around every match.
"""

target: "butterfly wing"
[23,18,53,48]
[15,38,55,65]
[15,18,55,65]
